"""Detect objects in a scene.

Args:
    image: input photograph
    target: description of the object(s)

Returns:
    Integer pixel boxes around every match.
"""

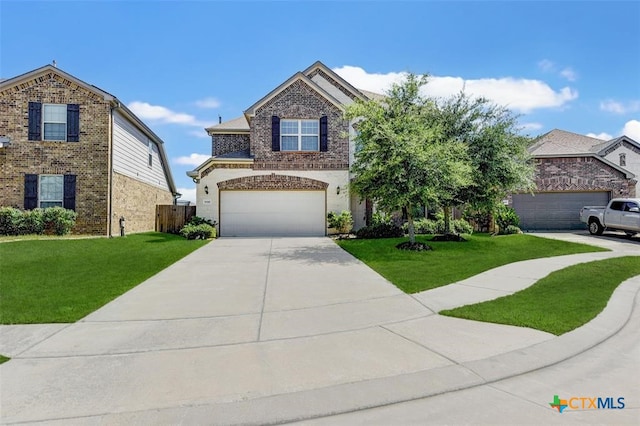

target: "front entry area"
[219,190,326,237]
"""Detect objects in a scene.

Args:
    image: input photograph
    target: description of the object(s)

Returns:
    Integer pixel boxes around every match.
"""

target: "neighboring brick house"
[512,129,638,231]
[0,64,178,235]
[187,61,380,236]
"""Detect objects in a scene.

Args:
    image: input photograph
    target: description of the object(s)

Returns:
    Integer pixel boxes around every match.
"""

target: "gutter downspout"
[108,101,121,237]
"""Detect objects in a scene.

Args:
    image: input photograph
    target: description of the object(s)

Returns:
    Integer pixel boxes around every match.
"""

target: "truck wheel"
[589,219,604,235]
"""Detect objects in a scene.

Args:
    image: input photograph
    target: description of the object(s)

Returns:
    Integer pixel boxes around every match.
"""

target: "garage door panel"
[513,192,609,231]
[220,191,326,237]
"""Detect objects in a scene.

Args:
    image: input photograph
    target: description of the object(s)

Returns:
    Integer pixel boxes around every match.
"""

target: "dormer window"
[620,153,626,167]
[281,119,319,151]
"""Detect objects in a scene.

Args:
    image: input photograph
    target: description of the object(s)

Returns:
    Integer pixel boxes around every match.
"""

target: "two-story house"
[512,129,638,231]
[188,61,380,237]
[0,64,178,235]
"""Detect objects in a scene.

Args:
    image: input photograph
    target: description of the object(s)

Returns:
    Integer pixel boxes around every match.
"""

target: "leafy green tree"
[345,75,472,243]
[428,92,535,233]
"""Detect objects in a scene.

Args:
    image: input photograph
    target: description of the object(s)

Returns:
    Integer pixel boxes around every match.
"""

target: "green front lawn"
[0,355,9,364]
[442,256,640,335]
[337,234,607,293]
[0,233,209,324]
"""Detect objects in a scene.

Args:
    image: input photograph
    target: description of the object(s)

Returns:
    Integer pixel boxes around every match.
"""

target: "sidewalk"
[0,232,638,424]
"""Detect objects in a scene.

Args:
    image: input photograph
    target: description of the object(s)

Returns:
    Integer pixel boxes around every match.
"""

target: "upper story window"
[43,104,67,140]
[281,119,319,151]
[271,115,328,152]
[148,142,153,167]
[620,153,626,167]
[28,102,80,142]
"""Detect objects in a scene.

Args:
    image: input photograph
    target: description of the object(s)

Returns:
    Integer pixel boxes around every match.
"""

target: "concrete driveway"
[0,234,638,424]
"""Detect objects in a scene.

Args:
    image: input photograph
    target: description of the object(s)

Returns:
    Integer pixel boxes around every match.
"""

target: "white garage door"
[512,191,610,231]
[220,190,326,237]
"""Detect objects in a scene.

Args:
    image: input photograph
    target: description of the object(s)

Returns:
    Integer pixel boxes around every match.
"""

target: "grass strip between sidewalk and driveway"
[0,355,9,364]
[441,256,640,335]
[336,233,607,293]
[0,232,209,324]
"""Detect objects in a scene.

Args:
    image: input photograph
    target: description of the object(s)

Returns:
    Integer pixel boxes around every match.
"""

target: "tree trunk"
[443,205,453,234]
[406,204,416,243]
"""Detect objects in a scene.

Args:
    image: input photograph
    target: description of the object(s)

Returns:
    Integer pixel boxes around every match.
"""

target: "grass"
[0,355,9,364]
[336,233,607,293]
[441,256,640,335]
[0,232,209,324]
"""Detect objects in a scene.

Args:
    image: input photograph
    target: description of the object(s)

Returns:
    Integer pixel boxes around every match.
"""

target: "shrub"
[21,208,45,235]
[0,207,22,235]
[502,225,522,235]
[180,223,216,240]
[371,211,393,226]
[327,210,353,234]
[42,207,77,235]
[408,218,473,235]
[186,216,216,227]
[356,223,404,239]
[496,204,520,231]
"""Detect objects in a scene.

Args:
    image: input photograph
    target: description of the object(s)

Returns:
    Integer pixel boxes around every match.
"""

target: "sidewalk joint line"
[256,238,273,342]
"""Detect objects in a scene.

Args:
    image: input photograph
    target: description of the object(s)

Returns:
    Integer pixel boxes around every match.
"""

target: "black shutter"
[320,115,328,152]
[28,102,42,141]
[271,115,280,151]
[63,174,76,211]
[24,174,38,209]
[67,104,80,142]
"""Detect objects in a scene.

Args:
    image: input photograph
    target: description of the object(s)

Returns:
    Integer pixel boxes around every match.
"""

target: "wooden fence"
[155,205,196,234]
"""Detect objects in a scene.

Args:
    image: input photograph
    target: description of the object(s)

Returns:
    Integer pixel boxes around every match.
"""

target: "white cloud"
[128,101,216,128]
[622,120,640,141]
[195,97,221,109]
[538,59,555,72]
[560,67,577,82]
[600,99,640,114]
[586,132,612,140]
[520,122,543,132]
[334,65,578,113]
[174,153,210,166]
[177,187,196,204]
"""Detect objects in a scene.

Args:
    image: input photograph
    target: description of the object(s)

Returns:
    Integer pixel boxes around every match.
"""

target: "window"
[610,201,625,211]
[43,104,67,141]
[620,153,626,167]
[280,119,319,151]
[24,174,76,211]
[39,175,64,208]
[148,142,153,167]
[28,102,80,142]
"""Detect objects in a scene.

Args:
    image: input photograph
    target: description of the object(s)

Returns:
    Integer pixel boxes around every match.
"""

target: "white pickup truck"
[579,198,640,236]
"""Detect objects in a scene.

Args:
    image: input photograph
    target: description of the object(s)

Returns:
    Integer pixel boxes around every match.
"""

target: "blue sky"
[2,1,639,202]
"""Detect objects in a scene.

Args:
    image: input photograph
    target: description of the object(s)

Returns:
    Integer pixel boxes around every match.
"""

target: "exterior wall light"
[336,186,341,195]
[204,185,209,194]
[0,136,11,148]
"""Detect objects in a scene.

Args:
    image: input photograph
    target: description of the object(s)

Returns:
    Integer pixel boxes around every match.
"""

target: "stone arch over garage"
[217,174,329,191]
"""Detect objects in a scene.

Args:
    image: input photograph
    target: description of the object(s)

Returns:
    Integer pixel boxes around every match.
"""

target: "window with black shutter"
[24,174,38,210]
[320,115,328,152]
[63,175,76,210]
[28,102,80,141]
[271,116,281,151]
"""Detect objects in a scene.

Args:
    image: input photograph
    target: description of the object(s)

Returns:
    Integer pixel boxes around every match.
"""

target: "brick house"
[187,61,381,236]
[512,129,638,231]
[0,64,178,235]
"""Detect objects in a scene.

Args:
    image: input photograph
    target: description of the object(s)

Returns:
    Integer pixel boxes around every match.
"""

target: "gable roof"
[529,128,635,179]
[0,64,178,196]
[594,135,640,156]
[528,129,606,156]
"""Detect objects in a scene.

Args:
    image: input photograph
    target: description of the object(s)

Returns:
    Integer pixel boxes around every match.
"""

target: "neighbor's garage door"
[220,190,326,237]
[512,192,610,231]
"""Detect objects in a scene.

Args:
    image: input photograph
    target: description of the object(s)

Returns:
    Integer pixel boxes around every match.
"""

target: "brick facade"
[217,174,329,191]
[212,133,250,157]
[250,80,349,170]
[534,157,636,197]
[111,172,173,235]
[1,66,176,236]
[0,71,111,234]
